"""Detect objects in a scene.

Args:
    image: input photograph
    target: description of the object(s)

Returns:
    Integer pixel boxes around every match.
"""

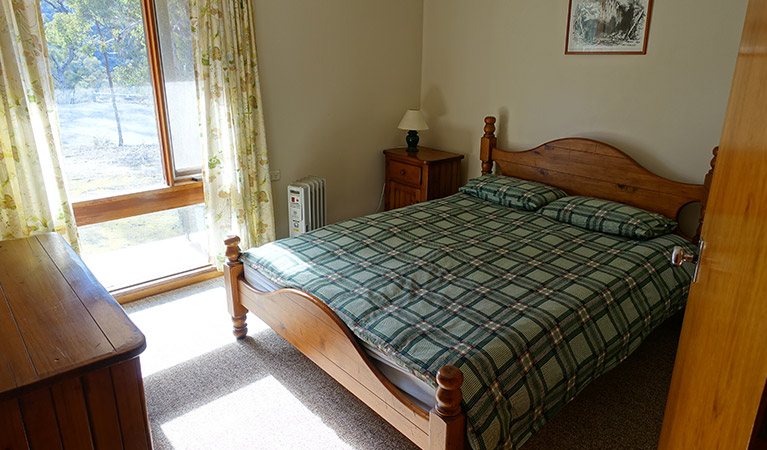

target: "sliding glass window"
[40,0,208,290]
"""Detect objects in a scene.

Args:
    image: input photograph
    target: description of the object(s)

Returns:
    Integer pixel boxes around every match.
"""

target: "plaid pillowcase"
[539,196,678,239]
[459,174,567,211]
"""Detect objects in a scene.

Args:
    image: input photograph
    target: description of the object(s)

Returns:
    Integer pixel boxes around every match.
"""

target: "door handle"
[671,239,705,282]
[671,246,698,266]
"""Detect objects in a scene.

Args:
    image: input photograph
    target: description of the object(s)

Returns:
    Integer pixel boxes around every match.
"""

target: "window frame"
[72,182,203,226]
[68,0,204,227]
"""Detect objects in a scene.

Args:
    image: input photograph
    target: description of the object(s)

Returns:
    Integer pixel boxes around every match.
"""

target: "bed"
[223,116,717,450]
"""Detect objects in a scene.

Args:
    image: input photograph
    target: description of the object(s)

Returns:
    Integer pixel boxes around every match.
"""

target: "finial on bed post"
[480,116,497,175]
[224,235,249,339]
[695,146,718,244]
[429,365,465,449]
[225,235,242,263]
[435,366,463,416]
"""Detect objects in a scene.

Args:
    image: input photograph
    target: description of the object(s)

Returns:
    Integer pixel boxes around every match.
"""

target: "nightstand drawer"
[387,160,421,186]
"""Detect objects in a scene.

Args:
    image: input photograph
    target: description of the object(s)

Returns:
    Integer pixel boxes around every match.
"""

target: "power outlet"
[269,169,281,181]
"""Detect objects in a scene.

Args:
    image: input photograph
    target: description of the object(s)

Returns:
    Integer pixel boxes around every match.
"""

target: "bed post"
[480,116,497,175]
[224,235,249,339]
[695,146,718,244]
[429,366,465,450]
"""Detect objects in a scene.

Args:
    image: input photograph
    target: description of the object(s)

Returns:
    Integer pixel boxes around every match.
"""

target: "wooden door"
[658,0,767,448]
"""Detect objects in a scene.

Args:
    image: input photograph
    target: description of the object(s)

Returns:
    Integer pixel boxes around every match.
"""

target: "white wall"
[254,0,424,238]
[420,0,748,185]
[255,0,748,239]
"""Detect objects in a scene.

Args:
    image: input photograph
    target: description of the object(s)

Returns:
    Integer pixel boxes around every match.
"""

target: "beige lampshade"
[397,109,429,131]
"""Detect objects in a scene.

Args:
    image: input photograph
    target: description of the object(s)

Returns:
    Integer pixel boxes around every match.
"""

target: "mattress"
[243,264,437,410]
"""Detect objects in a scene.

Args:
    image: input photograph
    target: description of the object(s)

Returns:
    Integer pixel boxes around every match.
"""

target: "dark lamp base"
[405,130,419,152]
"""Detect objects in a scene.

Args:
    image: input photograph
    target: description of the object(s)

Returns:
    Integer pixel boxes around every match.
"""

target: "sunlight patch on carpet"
[127,284,269,376]
[160,375,355,449]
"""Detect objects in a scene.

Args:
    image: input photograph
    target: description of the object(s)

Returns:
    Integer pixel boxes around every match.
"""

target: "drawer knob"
[400,169,406,175]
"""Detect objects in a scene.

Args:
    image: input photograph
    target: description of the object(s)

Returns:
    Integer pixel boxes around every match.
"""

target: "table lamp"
[397,109,429,152]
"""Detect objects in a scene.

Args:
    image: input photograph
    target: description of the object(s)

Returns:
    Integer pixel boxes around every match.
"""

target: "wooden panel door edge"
[658,0,767,448]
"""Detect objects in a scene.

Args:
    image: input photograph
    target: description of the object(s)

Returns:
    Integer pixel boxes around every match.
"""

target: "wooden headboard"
[479,116,717,242]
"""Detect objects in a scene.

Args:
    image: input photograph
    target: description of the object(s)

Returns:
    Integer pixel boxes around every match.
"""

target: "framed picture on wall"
[566,0,653,54]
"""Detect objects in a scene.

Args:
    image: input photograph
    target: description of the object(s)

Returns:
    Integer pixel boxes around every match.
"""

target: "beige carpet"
[125,278,682,450]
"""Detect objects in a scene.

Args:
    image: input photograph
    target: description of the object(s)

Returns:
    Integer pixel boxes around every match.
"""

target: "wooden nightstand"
[383,147,464,211]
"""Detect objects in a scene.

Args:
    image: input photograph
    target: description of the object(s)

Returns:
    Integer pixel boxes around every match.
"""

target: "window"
[41,0,209,290]
[78,204,207,289]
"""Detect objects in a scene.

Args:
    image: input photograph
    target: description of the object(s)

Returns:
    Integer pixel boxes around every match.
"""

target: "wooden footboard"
[224,236,466,450]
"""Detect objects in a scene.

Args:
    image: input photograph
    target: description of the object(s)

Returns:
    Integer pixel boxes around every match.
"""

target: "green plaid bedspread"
[241,193,695,450]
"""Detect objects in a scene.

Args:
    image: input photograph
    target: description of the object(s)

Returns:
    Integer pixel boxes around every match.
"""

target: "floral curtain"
[0,0,78,249]
[189,0,274,268]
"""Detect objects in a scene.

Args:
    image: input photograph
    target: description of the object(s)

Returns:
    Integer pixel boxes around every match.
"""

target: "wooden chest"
[0,234,150,449]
